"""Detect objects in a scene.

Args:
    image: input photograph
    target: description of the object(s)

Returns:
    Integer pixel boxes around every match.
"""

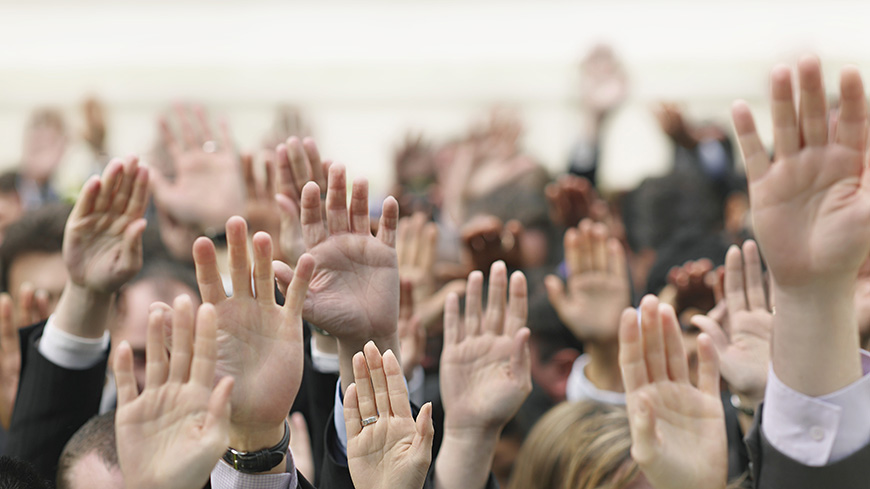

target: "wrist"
[226,421,288,475]
[229,422,287,453]
[53,281,115,339]
[585,342,624,393]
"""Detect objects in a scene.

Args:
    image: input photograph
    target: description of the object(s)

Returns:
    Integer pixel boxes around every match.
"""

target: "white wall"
[1,0,869,195]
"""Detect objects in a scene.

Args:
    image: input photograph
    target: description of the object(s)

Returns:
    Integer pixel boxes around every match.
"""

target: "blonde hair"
[508,401,639,489]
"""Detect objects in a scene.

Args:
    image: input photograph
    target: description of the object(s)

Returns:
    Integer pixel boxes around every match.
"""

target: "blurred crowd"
[0,45,867,489]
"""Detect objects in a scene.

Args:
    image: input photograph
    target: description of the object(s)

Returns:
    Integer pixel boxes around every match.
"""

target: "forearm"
[434,427,500,489]
[772,283,862,396]
[51,281,114,339]
[338,333,401,394]
[585,342,624,393]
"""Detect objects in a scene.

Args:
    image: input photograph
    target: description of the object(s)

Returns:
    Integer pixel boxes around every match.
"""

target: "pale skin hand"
[114,297,235,489]
[545,219,630,343]
[692,240,772,404]
[345,343,434,489]
[55,155,149,339]
[619,295,726,489]
[151,105,244,231]
[0,294,18,429]
[12,283,49,329]
[732,57,867,395]
[193,217,315,455]
[436,260,531,489]
[398,280,426,380]
[275,137,329,266]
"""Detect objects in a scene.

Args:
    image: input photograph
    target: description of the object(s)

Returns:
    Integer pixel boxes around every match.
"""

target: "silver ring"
[202,140,217,153]
[361,415,378,427]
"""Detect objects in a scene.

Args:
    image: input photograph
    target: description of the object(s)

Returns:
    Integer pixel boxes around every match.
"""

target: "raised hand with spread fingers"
[435,260,531,489]
[193,217,315,466]
[619,295,726,489]
[114,296,234,489]
[344,342,434,489]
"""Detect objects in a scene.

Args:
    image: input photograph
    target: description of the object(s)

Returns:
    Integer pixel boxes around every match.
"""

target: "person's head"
[0,171,23,244]
[56,412,123,489]
[111,258,200,390]
[0,456,52,489]
[509,401,648,489]
[21,108,68,185]
[0,203,71,311]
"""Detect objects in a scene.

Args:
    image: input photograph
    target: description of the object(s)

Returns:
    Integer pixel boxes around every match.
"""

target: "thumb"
[544,274,567,310]
[628,393,658,464]
[121,218,148,266]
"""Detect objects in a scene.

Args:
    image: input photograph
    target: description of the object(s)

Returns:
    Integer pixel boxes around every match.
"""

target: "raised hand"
[545,219,629,343]
[12,283,50,329]
[275,137,329,267]
[460,215,525,272]
[242,153,281,243]
[545,175,608,229]
[397,212,466,332]
[193,217,314,454]
[732,57,867,394]
[663,259,716,316]
[345,343,434,489]
[692,240,772,404]
[0,294,18,429]
[151,105,244,231]
[63,155,149,294]
[435,261,531,489]
[619,295,726,489]
[114,296,234,489]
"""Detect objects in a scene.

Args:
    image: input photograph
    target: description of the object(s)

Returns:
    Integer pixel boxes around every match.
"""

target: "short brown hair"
[56,412,117,489]
[0,203,70,292]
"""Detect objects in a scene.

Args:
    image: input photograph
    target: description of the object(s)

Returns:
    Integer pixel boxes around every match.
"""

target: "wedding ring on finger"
[361,415,378,427]
[202,140,217,153]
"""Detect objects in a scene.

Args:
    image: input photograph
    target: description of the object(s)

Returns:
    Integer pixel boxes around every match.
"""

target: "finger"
[120,218,147,271]
[343,383,362,440]
[68,175,101,224]
[352,352,378,420]
[252,232,276,304]
[284,253,315,315]
[732,101,771,182]
[577,220,594,273]
[376,196,399,248]
[691,315,729,351]
[190,303,218,387]
[226,216,253,298]
[399,279,414,321]
[204,376,234,437]
[159,116,180,155]
[124,166,150,219]
[287,137,312,194]
[591,223,609,272]
[741,240,767,310]
[364,342,390,417]
[464,270,484,336]
[93,159,124,213]
[608,238,628,279]
[169,295,195,383]
[769,65,800,158]
[697,333,721,397]
[349,179,371,235]
[110,156,139,215]
[114,341,138,407]
[564,227,581,276]
[405,213,425,266]
[303,138,327,189]
[326,164,350,235]
[276,144,300,201]
[419,222,438,273]
[510,327,531,382]
[618,307,647,392]
[723,245,748,317]
[264,158,277,197]
[543,274,567,313]
[383,350,411,417]
[443,292,462,345]
[415,402,435,449]
[483,261,508,334]
[194,106,215,145]
[32,289,49,323]
[505,271,528,337]
[174,104,198,149]
[193,237,226,304]
[217,117,234,154]
[300,181,327,247]
[660,304,689,383]
[145,307,170,390]
[627,392,657,463]
[16,283,35,329]
[798,56,828,147]
[273,260,293,298]
[835,66,868,152]
[242,153,258,199]
[397,217,412,266]
[640,295,668,383]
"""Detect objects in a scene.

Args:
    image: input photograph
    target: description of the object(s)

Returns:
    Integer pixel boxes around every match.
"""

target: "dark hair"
[526,273,584,363]
[645,227,730,296]
[0,203,71,293]
[0,456,51,489]
[0,171,19,194]
[56,412,117,489]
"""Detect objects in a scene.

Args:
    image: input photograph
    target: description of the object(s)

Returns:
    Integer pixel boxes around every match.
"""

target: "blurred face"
[67,451,124,489]
[8,251,67,314]
[0,193,23,243]
[22,125,67,184]
[112,278,199,390]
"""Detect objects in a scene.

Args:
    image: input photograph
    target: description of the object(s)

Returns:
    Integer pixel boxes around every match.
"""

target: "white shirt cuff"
[762,350,870,466]
[37,315,110,370]
[310,335,340,374]
[565,353,626,405]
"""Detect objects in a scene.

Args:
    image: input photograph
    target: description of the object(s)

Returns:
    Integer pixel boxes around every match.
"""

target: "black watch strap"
[223,420,290,474]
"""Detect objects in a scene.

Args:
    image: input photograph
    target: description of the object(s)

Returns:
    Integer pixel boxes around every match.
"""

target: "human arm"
[619,295,727,489]
[344,343,434,489]
[114,297,234,489]
[435,260,532,489]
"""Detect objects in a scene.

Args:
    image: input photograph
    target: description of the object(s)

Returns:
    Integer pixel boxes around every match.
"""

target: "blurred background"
[0,0,868,197]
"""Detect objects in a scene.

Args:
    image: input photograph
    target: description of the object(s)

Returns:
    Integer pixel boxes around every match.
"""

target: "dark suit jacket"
[5,321,109,481]
[746,403,870,489]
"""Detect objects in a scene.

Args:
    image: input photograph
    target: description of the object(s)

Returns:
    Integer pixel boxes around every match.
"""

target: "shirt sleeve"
[565,353,626,405]
[210,451,298,489]
[37,315,110,370]
[762,350,870,466]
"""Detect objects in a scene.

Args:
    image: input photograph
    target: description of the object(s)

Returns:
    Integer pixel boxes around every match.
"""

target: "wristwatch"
[223,420,290,474]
